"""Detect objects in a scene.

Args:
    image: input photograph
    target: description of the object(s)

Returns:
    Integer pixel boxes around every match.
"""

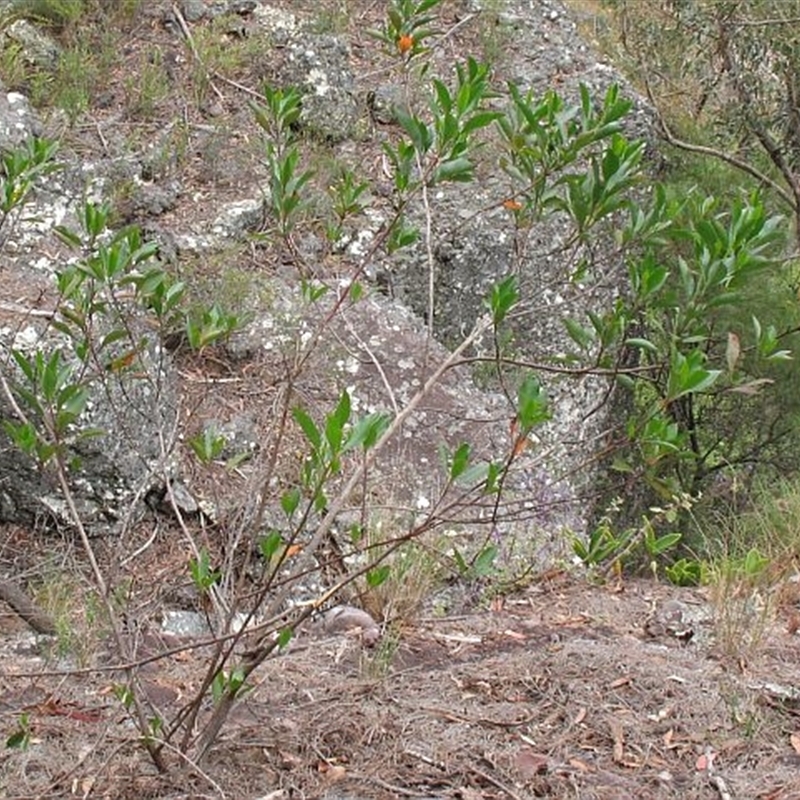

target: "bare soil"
[4,567,800,799]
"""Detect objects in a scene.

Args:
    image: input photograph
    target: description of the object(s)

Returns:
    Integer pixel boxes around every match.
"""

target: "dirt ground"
[4,567,800,799]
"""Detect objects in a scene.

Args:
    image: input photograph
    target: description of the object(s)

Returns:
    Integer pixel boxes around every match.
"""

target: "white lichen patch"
[336,356,360,375]
[306,67,330,96]
[253,4,298,34]
[345,228,375,259]
[12,326,40,351]
[210,198,263,237]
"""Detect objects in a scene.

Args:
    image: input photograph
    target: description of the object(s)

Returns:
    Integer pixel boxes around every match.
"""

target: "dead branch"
[0,578,57,635]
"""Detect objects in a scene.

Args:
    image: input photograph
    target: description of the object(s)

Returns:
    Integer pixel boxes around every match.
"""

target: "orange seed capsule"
[398,34,414,54]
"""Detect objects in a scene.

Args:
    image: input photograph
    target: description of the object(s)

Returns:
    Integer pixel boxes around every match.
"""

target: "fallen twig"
[468,762,526,800]
[0,301,55,318]
[706,746,733,800]
[0,578,57,635]
[171,3,225,103]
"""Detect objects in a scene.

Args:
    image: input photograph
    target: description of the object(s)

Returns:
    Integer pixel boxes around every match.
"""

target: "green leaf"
[293,407,322,449]
[277,627,293,649]
[281,488,301,517]
[449,442,471,480]
[683,368,721,395]
[189,547,219,591]
[484,461,501,494]
[667,350,721,400]
[314,490,328,512]
[610,456,632,473]
[752,315,762,342]
[366,565,391,587]
[41,350,61,402]
[625,337,658,353]
[211,671,225,704]
[259,531,283,560]
[325,390,351,453]
[455,460,488,487]
[189,427,226,463]
[113,684,134,709]
[387,218,419,252]
[564,317,594,351]
[4,421,38,455]
[486,275,518,326]
[343,412,391,452]
[472,544,498,576]
[516,375,550,431]
[461,110,504,135]
[416,0,443,15]
[57,384,89,421]
[99,329,128,350]
[648,532,682,556]
[225,450,252,469]
[665,558,704,587]
[395,107,432,155]
[432,157,473,184]
[349,523,364,544]
[349,281,363,302]
[432,78,452,115]
[300,279,329,303]
[641,261,669,297]
[743,547,768,578]
[616,374,635,390]
[766,350,792,361]
[6,729,29,749]
[11,349,35,382]
[53,225,82,248]
[36,442,58,464]
[227,667,246,694]
[452,546,468,575]
[572,538,589,561]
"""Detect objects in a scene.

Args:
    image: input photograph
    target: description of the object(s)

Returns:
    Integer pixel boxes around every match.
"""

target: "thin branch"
[457,354,660,378]
[420,162,436,343]
[468,763,527,800]
[53,452,168,772]
[0,301,54,318]
[266,313,493,617]
[192,313,494,759]
[0,579,57,634]
[172,3,225,103]
[730,15,800,27]
[646,81,796,211]
[341,312,399,415]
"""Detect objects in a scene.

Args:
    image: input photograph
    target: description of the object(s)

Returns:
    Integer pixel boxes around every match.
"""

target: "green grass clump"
[10,0,86,29]
[698,477,800,663]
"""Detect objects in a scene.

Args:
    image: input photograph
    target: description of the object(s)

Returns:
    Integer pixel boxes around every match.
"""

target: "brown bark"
[0,578,57,635]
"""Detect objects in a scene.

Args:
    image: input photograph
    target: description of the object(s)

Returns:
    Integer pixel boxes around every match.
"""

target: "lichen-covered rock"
[375,0,656,523]
[0,138,178,533]
[0,0,655,553]
[282,33,361,142]
[178,0,257,22]
[0,322,177,533]
[0,82,41,152]
[3,19,60,70]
